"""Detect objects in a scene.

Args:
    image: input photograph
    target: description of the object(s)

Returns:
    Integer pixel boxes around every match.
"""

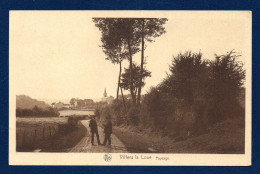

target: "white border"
[9,11,252,166]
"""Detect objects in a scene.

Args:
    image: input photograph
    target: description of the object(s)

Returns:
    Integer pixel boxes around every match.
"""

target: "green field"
[16,117,86,152]
[17,117,68,125]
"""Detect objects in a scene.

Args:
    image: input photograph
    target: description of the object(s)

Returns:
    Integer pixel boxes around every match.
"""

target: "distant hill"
[16,95,50,109]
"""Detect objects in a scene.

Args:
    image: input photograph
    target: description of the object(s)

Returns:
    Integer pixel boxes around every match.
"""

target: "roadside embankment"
[113,117,245,154]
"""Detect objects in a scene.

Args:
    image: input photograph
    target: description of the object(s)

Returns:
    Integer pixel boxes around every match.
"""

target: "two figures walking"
[89,115,112,146]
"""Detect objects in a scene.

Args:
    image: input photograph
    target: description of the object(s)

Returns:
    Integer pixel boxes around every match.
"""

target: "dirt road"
[69,120,128,153]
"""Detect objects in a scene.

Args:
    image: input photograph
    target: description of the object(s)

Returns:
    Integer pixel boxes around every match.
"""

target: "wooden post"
[49,126,52,137]
[42,126,45,140]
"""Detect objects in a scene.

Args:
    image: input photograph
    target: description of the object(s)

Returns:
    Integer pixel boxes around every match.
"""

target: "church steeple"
[104,88,107,97]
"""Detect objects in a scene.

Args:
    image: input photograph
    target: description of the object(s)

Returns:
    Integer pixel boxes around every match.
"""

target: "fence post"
[49,126,52,137]
[22,129,26,146]
[42,126,45,140]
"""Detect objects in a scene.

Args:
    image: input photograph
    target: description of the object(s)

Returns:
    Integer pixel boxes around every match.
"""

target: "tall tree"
[93,18,140,105]
[93,18,126,100]
[136,18,168,105]
[119,19,141,105]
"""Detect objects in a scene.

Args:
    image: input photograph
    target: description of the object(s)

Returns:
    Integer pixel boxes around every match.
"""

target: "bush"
[67,117,79,127]
[109,100,126,125]
[139,102,152,128]
[207,51,245,124]
[16,106,60,117]
[126,107,139,126]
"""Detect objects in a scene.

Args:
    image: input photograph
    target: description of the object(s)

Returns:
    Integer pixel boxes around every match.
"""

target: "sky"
[10,11,251,102]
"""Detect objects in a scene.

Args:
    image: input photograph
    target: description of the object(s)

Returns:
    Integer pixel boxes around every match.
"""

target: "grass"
[16,117,86,152]
[113,117,245,154]
[16,117,68,126]
[40,121,86,152]
[113,125,169,153]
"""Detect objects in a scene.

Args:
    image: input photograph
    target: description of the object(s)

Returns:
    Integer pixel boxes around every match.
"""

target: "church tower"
[103,88,107,97]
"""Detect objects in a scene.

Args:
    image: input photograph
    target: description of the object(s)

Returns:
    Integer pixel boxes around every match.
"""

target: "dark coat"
[104,121,112,134]
[89,119,98,132]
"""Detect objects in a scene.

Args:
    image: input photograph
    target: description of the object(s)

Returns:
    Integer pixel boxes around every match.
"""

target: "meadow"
[16,117,86,152]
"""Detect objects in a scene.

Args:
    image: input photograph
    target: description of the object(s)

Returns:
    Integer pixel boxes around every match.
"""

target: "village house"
[51,102,71,110]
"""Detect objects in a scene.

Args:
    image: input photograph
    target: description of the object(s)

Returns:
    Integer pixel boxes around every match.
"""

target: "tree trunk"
[118,61,127,111]
[116,61,122,99]
[137,19,145,106]
[127,37,136,105]
[120,86,126,111]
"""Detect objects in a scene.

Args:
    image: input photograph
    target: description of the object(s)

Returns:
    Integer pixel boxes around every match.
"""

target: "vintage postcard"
[9,11,251,166]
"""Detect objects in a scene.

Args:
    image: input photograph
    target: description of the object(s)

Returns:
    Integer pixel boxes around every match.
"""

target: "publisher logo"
[104,153,112,162]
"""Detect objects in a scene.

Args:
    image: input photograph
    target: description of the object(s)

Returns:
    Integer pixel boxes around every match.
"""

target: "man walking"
[89,115,101,145]
[102,117,112,146]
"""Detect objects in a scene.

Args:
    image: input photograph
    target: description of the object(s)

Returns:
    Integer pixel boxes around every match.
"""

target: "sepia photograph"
[9,11,251,166]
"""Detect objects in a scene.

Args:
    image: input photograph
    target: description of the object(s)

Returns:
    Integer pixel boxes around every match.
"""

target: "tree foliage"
[93,18,138,64]
[206,50,246,123]
[120,63,151,95]
[160,51,209,105]
[209,50,245,101]
[143,50,245,135]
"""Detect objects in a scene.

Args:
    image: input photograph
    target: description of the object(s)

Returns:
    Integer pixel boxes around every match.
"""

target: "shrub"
[126,106,140,126]
[207,51,245,123]
[109,99,126,125]
[16,106,60,117]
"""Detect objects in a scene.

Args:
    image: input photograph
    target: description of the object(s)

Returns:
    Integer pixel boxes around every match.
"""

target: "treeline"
[69,98,108,109]
[16,106,60,117]
[100,50,245,139]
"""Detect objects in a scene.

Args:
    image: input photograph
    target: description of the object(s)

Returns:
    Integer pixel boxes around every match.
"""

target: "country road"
[69,120,128,153]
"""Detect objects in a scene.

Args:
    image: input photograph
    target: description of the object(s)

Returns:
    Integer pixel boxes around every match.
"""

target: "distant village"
[51,88,115,110]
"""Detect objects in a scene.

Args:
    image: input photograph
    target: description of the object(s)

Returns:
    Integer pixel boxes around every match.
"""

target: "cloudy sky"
[10,11,251,101]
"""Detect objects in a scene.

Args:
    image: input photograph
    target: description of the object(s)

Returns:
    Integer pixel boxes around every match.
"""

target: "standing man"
[102,117,112,146]
[89,115,101,145]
